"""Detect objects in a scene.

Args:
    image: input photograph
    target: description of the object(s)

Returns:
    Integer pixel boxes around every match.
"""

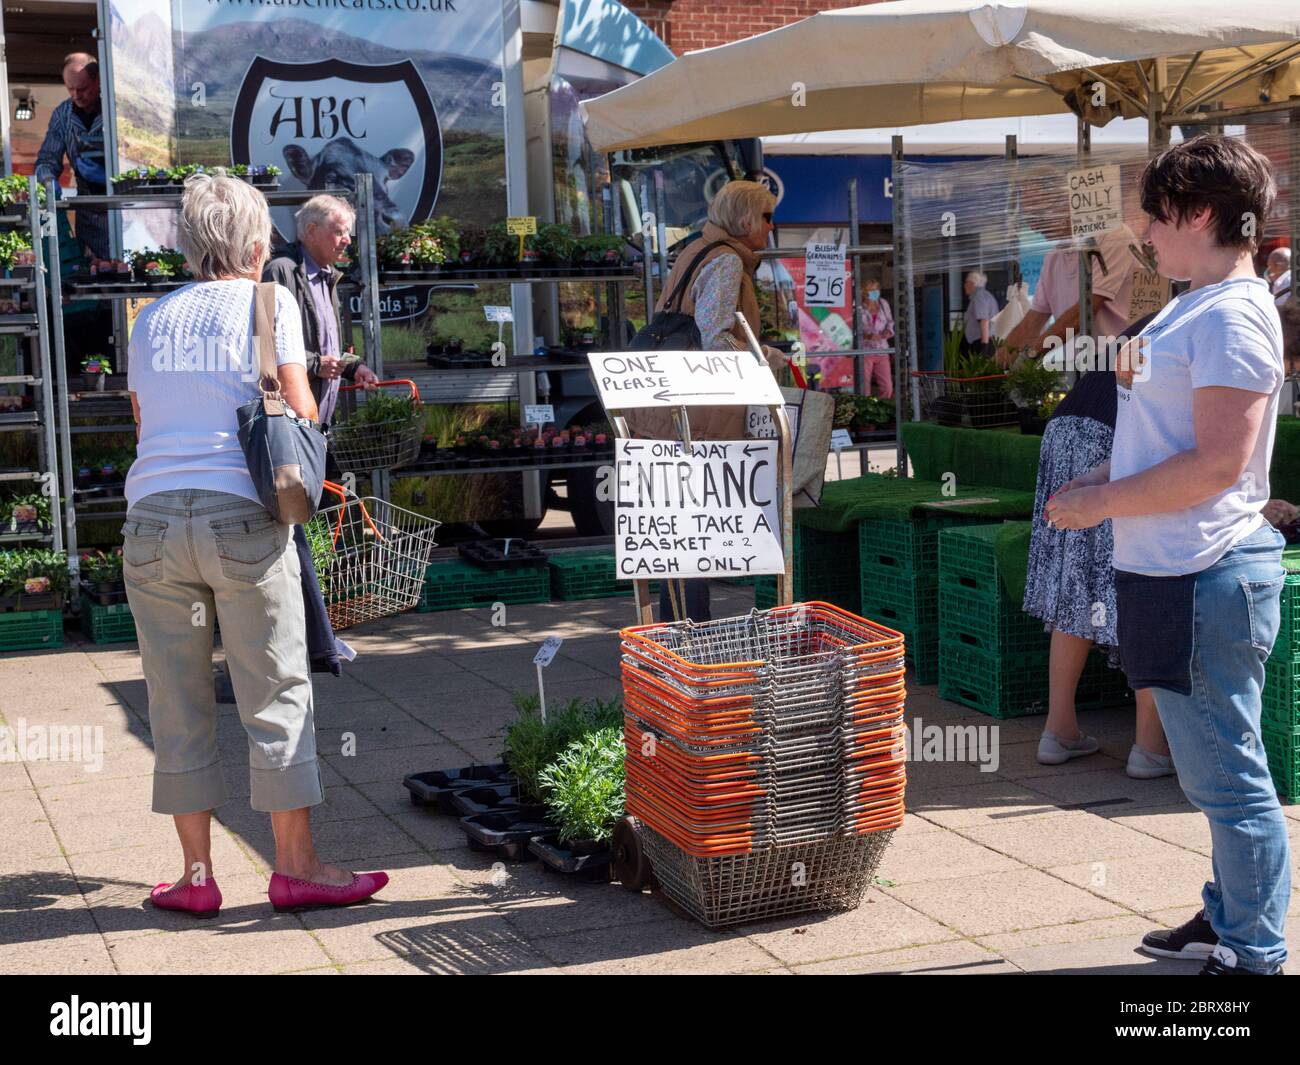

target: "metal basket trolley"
[325,378,424,472]
[305,480,440,631]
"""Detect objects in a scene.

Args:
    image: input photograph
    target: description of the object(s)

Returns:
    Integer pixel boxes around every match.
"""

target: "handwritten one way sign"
[587,350,783,410]
[615,438,784,579]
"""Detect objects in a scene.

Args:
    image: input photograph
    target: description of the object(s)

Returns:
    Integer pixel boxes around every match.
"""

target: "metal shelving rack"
[44,181,355,570]
[0,176,63,553]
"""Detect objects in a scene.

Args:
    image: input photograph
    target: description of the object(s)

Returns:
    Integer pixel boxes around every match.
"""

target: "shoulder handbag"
[235,281,327,524]
[628,240,730,351]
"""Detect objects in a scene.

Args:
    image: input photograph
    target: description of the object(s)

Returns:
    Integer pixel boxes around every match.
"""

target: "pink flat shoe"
[268,870,389,913]
[149,878,222,919]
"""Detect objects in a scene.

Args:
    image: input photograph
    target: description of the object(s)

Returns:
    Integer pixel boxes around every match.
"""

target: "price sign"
[745,404,800,441]
[483,305,514,323]
[1068,165,1122,238]
[830,428,853,451]
[506,216,537,235]
[804,243,846,308]
[524,404,554,426]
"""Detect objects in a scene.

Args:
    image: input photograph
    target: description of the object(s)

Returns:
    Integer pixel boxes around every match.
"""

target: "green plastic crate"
[548,553,633,601]
[939,642,1050,718]
[859,563,939,628]
[0,609,64,652]
[939,642,1130,719]
[939,582,1051,657]
[80,598,137,644]
[417,559,551,612]
[1263,657,1300,731]
[938,523,1020,598]
[755,523,859,614]
[856,606,937,685]
[1270,571,1300,661]
[857,514,993,575]
[1262,726,1300,799]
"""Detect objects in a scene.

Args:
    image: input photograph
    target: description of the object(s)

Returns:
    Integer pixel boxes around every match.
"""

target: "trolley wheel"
[612,816,650,892]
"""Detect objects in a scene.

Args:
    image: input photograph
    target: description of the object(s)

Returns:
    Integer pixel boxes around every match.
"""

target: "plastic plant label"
[483,305,514,323]
[830,428,853,451]
[804,243,846,308]
[533,636,563,667]
[524,404,554,426]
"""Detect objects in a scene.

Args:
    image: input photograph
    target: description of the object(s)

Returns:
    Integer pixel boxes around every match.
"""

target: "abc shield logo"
[231,57,442,243]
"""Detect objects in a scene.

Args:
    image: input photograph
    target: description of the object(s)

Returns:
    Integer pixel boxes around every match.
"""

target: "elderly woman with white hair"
[962,270,1000,355]
[629,178,788,622]
[125,171,388,919]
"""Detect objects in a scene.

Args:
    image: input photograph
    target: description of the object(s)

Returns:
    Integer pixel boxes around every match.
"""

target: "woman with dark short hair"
[1047,135,1290,974]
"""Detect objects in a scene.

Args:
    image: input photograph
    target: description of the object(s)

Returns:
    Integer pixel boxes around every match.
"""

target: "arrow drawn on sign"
[742,444,766,457]
[623,443,644,452]
[651,389,731,403]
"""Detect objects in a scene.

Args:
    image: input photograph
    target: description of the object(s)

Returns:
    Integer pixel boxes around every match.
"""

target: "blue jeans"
[1150,524,1291,972]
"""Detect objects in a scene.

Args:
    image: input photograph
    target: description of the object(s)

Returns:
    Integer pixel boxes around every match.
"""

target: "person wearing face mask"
[857,274,894,397]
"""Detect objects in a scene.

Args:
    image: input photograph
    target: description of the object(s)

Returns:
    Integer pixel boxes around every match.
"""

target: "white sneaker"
[1127,744,1176,779]
[1037,730,1100,765]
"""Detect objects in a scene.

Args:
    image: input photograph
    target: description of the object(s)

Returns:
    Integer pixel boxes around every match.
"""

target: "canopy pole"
[849,177,862,396]
[1077,117,1093,344]
[1005,134,1020,335]
[891,135,916,473]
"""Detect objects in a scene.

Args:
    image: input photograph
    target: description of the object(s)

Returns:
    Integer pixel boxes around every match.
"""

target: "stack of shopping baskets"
[613,601,906,928]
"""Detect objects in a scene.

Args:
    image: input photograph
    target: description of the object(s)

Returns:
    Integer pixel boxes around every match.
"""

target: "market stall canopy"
[580,0,1300,152]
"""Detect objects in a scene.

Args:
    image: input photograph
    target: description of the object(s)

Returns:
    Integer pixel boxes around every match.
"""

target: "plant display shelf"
[378,266,637,286]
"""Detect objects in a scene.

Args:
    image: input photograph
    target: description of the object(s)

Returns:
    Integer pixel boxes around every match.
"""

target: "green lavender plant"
[538,727,626,844]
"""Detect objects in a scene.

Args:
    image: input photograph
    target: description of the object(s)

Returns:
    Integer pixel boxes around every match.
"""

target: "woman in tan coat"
[633,179,788,621]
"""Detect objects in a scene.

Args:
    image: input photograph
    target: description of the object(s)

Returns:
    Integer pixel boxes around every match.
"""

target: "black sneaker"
[1140,909,1218,960]
[1200,946,1283,975]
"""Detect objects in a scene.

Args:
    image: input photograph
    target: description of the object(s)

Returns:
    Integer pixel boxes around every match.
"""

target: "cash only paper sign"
[586,350,787,580]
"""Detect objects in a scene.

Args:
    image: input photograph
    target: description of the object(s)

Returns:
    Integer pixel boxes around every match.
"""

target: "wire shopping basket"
[305,481,440,631]
[325,379,424,472]
[612,602,906,927]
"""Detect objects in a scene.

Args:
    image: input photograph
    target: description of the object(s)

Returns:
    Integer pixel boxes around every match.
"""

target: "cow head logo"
[232,57,442,243]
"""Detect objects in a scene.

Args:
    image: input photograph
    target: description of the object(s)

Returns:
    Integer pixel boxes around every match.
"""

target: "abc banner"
[107,0,507,315]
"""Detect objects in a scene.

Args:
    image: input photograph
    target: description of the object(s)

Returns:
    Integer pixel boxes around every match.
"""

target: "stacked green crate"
[1261,569,1300,799]
[549,553,632,601]
[938,523,1132,718]
[80,598,137,644]
[0,609,64,652]
[416,559,550,612]
[858,516,993,684]
[755,523,859,614]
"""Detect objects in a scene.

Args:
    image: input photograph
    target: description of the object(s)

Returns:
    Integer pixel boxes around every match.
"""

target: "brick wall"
[623,0,877,54]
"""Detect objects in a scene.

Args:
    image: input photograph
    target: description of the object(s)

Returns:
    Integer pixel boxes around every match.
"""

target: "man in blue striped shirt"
[35,52,109,260]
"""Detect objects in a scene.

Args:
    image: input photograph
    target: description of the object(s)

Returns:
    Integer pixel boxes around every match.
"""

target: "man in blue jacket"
[35,52,108,260]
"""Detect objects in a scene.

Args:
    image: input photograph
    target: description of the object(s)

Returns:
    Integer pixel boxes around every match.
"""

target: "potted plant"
[456,222,487,268]
[6,494,49,535]
[0,230,34,276]
[576,233,626,272]
[10,548,70,611]
[482,221,518,270]
[1005,356,1064,435]
[533,726,625,875]
[0,174,44,208]
[81,549,125,603]
[81,354,112,392]
[502,694,622,807]
[533,223,577,269]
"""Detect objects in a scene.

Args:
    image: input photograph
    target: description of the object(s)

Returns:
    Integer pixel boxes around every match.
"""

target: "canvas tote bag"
[235,281,327,524]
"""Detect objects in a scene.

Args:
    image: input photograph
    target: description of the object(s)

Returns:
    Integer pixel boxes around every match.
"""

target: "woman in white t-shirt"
[1047,136,1289,976]
[125,172,388,921]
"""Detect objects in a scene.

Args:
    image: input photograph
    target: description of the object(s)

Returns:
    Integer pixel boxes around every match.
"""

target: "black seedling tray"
[451,782,520,817]
[528,837,613,881]
[457,539,548,571]
[460,810,560,861]
[426,352,495,369]
[403,764,513,813]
